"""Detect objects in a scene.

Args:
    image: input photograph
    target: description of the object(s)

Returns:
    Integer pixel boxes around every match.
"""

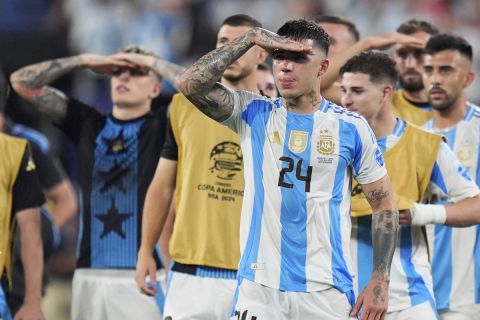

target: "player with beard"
[421,34,480,320]
[136,14,266,319]
[392,19,439,126]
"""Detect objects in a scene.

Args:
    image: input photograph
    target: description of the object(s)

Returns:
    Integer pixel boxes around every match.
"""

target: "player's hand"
[365,32,425,51]
[251,28,313,56]
[111,53,155,69]
[350,276,389,320]
[14,302,45,320]
[135,249,157,296]
[80,54,134,75]
[399,209,413,225]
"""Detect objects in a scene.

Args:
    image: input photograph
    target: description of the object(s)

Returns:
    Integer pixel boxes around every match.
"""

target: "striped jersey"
[222,92,386,293]
[351,118,479,312]
[424,103,480,311]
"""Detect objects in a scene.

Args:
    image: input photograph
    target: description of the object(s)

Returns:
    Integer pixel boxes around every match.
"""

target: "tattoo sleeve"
[151,59,185,88]
[177,29,256,122]
[372,210,399,280]
[10,56,83,123]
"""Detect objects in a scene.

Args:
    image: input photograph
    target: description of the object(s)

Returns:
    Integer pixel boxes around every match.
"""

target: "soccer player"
[10,45,183,320]
[136,14,266,319]
[314,15,423,104]
[0,73,45,320]
[0,67,77,315]
[422,34,480,319]
[392,19,440,126]
[177,19,399,320]
[340,50,480,319]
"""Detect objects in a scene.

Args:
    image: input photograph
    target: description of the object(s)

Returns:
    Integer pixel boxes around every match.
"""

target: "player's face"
[110,67,160,108]
[340,72,386,122]
[318,22,356,58]
[257,69,277,99]
[423,50,473,111]
[217,25,262,82]
[272,39,328,99]
[394,31,430,93]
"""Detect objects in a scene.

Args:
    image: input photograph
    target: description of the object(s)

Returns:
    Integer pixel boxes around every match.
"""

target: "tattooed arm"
[10,54,131,124]
[176,27,311,122]
[351,174,399,320]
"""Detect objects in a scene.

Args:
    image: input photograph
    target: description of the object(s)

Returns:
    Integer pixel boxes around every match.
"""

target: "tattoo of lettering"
[372,210,399,279]
[365,186,389,206]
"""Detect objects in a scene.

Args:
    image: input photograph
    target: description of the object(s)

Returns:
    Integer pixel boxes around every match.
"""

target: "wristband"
[410,203,447,226]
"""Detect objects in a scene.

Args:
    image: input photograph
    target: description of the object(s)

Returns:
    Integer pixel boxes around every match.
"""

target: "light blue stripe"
[230,276,244,317]
[392,118,406,137]
[0,285,12,320]
[75,190,84,259]
[238,101,272,280]
[196,266,237,279]
[438,127,457,150]
[464,104,474,121]
[329,119,354,292]
[432,224,453,311]
[154,281,165,314]
[430,162,448,194]
[399,226,435,307]
[11,123,50,153]
[356,216,373,294]
[476,144,480,186]
[377,137,387,154]
[278,112,313,291]
[475,226,480,303]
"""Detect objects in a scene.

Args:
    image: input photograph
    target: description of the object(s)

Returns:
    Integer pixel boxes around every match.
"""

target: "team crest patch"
[288,130,308,153]
[317,129,335,155]
[457,140,473,163]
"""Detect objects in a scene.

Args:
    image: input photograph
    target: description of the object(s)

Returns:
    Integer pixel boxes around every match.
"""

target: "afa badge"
[317,129,335,155]
[288,130,309,153]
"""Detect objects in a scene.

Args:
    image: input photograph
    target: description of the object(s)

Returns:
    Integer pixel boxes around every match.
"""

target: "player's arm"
[136,158,177,296]
[401,143,480,227]
[9,54,130,124]
[321,32,423,104]
[176,27,310,122]
[11,146,45,320]
[159,192,176,273]
[351,174,399,320]
[111,53,185,89]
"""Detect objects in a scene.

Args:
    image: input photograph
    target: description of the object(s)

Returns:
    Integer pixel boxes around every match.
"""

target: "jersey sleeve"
[160,117,178,161]
[222,90,269,136]
[427,142,480,202]
[29,142,66,190]
[352,117,387,184]
[57,98,104,144]
[12,144,46,213]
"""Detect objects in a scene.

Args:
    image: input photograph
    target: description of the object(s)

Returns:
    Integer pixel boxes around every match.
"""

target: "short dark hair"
[257,62,271,72]
[222,14,262,29]
[396,19,439,36]
[0,67,8,113]
[340,51,398,86]
[424,33,473,62]
[314,15,360,42]
[277,19,330,55]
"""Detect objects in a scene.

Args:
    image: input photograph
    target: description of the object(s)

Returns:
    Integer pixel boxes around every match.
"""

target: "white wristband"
[410,203,447,226]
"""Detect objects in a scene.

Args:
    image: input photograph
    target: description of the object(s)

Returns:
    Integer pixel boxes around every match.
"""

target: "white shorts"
[439,304,480,320]
[386,301,438,320]
[163,263,237,320]
[231,277,357,320]
[71,268,166,320]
